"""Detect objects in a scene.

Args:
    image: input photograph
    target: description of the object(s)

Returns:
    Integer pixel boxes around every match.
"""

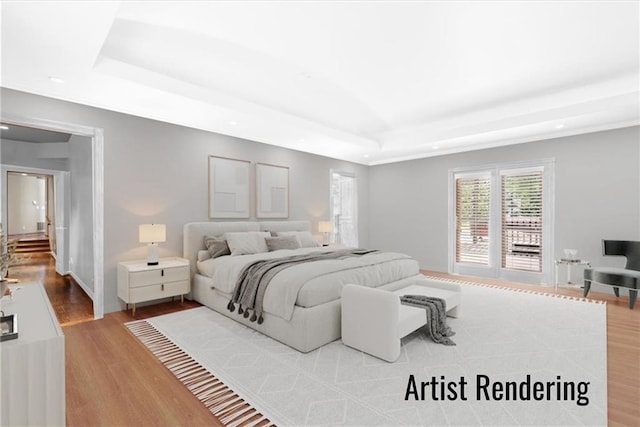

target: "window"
[501,168,543,272]
[450,161,553,284]
[330,170,358,247]
[455,173,491,265]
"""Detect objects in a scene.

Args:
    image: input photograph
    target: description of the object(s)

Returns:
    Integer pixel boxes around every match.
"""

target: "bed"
[183,221,421,352]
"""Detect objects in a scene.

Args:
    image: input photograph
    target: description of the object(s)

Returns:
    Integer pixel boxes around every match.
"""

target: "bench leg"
[629,290,637,309]
[583,280,591,298]
[613,287,620,298]
[447,306,460,318]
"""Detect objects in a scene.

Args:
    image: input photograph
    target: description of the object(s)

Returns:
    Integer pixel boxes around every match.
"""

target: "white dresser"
[117,257,190,315]
[1,283,65,426]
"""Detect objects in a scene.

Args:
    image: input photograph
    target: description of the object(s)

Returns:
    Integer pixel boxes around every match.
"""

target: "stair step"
[15,248,50,253]
[14,238,50,254]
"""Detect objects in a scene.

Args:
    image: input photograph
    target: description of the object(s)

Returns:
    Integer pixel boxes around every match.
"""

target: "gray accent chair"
[583,240,640,309]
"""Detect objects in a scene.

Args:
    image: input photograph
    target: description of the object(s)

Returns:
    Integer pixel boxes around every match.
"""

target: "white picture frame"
[256,163,289,218]
[208,156,250,218]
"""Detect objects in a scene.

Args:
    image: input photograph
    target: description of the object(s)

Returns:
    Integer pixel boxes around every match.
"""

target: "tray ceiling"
[1,1,638,165]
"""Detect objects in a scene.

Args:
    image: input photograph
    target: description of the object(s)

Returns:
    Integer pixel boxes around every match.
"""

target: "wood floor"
[8,258,639,426]
[9,256,220,426]
[8,255,94,326]
[64,301,220,426]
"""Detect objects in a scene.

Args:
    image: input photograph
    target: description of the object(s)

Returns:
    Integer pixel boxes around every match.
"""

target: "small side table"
[554,259,591,290]
[117,257,190,316]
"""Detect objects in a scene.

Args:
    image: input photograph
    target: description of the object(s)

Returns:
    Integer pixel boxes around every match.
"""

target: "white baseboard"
[70,271,94,300]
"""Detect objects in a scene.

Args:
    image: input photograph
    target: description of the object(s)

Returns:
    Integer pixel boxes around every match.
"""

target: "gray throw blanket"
[400,295,456,346]
[227,249,379,324]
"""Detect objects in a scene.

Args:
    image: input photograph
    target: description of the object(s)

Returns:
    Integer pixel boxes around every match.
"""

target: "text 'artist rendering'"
[405,374,590,406]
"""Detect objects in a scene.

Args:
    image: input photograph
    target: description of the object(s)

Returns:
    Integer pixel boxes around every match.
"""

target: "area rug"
[126,281,607,426]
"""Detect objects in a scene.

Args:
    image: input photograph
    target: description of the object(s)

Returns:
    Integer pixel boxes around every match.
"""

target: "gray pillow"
[203,236,231,258]
[265,236,301,251]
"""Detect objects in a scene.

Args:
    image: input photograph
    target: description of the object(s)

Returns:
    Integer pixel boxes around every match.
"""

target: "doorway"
[0,116,104,319]
[6,171,53,255]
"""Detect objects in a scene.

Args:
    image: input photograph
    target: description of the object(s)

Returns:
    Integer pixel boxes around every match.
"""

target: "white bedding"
[197,246,419,320]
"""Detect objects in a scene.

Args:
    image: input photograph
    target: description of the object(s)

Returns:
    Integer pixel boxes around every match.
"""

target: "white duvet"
[197,247,419,320]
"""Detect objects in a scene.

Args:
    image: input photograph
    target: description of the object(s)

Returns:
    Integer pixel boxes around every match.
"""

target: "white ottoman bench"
[341,277,461,362]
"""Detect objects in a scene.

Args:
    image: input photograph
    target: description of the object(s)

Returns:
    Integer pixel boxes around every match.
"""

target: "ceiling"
[1,2,638,165]
[0,123,71,143]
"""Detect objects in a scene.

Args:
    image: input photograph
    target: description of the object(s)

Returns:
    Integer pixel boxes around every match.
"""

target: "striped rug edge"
[422,275,606,305]
[125,319,275,427]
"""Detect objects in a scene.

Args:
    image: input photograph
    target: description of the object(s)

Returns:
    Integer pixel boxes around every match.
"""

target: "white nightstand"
[117,257,190,315]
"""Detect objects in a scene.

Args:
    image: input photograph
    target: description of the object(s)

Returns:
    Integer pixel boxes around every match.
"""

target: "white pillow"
[197,250,211,262]
[224,231,271,256]
[276,231,321,248]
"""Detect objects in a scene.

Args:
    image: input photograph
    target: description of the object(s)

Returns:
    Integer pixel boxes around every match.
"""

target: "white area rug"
[128,283,607,426]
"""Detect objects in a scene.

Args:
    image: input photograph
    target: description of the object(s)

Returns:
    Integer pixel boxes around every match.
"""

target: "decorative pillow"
[203,236,231,259]
[265,236,301,251]
[224,231,270,256]
[276,231,321,248]
[197,250,211,262]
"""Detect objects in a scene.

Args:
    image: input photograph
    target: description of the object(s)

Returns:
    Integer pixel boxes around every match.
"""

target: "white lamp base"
[147,243,159,266]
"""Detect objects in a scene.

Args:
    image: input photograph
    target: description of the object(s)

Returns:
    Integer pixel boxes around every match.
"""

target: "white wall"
[7,173,46,235]
[68,134,94,293]
[369,126,640,294]
[1,88,369,313]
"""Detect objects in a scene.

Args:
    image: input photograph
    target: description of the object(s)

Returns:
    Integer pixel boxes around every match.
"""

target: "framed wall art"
[256,163,289,218]
[208,156,250,218]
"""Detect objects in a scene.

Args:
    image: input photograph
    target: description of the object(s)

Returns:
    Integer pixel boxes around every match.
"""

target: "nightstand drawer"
[129,280,190,303]
[129,266,189,287]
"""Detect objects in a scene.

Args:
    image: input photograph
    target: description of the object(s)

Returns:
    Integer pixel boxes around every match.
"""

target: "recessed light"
[555,123,565,129]
[48,76,65,83]
[299,138,305,142]
[432,146,439,150]
[229,121,237,126]
[0,125,8,130]
[363,154,370,158]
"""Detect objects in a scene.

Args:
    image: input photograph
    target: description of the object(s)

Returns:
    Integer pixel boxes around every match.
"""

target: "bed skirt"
[192,273,421,353]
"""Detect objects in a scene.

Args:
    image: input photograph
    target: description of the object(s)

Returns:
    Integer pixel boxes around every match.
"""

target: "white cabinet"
[1,283,65,426]
[117,257,190,315]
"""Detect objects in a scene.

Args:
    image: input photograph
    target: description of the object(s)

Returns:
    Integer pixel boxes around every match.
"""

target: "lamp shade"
[318,221,334,233]
[139,224,166,243]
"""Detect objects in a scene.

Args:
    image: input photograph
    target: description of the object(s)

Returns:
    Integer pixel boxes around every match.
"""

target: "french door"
[450,161,554,285]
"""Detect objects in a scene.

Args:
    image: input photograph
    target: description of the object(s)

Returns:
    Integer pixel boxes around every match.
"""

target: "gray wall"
[369,126,640,293]
[3,86,637,308]
[0,88,369,313]
[68,134,94,292]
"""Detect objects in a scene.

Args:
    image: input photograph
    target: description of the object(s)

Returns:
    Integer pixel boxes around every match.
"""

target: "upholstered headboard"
[182,221,311,279]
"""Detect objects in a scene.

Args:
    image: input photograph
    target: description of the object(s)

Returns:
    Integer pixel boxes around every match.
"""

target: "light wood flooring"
[8,258,639,426]
[9,256,217,426]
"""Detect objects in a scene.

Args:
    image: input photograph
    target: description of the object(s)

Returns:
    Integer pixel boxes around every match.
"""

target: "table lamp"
[318,221,334,245]
[139,224,166,265]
